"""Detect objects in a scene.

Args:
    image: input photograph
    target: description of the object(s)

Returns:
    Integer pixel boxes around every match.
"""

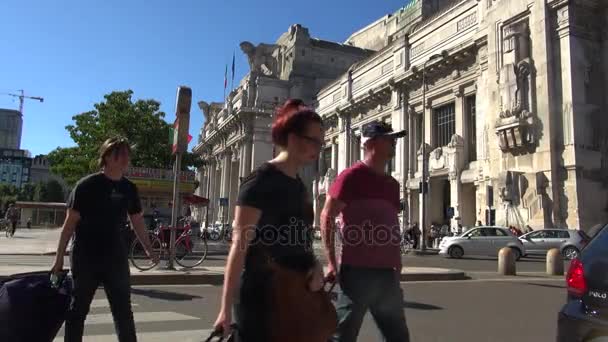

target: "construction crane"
[2,90,44,114]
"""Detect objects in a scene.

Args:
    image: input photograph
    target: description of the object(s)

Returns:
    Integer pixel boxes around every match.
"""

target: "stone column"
[447,136,464,231]
[229,147,240,225]
[453,86,466,162]
[218,152,231,224]
[449,171,462,231]
[337,113,351,172]
[391,88,404,180]
[331,138,338,170]
[424,100,432,146]
[202,164,212,228]
[242,137,253,177]
[408,106,415,178]
[210,157,221,224]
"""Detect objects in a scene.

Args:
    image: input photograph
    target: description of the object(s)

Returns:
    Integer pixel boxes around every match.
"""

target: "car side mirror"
[467,236,471,240]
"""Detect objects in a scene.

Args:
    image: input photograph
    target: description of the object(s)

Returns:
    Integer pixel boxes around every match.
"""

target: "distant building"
[195,0,608,233]
[15,201,67,228]
[30,154,68,196]
[193,24,374,227]
[0,148,32,187]
[0,109,23,149]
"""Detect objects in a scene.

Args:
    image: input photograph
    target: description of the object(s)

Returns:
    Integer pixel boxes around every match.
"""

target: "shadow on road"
[524,282,566,289]
[131,288,202,301]
[8,235,35,240]
[404,301,443,310]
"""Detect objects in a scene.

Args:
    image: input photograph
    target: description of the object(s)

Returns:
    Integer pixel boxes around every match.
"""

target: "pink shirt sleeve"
[328,169,356,205]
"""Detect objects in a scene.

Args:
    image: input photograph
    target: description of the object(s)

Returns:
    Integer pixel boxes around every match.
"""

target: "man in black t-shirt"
[51,137,157,342]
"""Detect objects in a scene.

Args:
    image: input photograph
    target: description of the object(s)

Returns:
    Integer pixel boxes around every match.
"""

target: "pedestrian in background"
[321,121,410,342]
[51,137,157,342]
[5,203,19,237]
[412,223,420,249]
[213,99,336,342]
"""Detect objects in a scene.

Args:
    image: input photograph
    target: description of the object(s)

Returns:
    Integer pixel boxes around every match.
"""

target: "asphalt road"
[0,252,570,274]
[50,278,566,341]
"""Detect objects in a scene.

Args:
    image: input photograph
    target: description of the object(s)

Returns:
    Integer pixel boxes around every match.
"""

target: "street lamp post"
[420,52,446,251]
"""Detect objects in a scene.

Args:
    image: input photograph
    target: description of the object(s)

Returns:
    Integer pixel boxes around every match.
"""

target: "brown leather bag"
[266,261,338,342]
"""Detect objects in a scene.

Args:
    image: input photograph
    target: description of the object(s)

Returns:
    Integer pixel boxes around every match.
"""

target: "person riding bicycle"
[5,203,19,237]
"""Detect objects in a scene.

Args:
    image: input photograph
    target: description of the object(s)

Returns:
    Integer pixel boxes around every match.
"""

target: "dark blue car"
[558,223,608,341]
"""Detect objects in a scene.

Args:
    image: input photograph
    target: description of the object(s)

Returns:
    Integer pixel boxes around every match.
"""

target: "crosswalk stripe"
[54,329,214,342]
[90,299,138,308]
[83,311,199,325]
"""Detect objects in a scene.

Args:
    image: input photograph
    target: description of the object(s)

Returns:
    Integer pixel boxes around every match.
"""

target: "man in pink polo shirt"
[321,121,409,342]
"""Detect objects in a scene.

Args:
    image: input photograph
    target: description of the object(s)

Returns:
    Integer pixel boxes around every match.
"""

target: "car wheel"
[448,246,464,259]
[510,247,522,261]
[562,246,579,260]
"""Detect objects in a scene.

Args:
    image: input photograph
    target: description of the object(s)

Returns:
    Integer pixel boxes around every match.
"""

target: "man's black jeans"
[9,220,17,236]
[64,254,136,342]
[331,264,410,342]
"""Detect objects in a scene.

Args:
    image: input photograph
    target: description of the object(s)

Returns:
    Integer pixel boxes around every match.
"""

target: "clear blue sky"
[0,0,406,156]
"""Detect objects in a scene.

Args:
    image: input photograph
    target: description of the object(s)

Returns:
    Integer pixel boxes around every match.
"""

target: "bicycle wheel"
[130,234,162,271]
[175,232,208,268]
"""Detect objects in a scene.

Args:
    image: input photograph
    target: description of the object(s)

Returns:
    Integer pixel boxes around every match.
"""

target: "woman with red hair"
[213,99,335,341]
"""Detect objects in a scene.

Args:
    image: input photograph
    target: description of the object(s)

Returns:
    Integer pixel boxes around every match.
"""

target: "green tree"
[48,90,202,186]
[19,183,37,201]
[0,184,19,212]
[43,180,65,202]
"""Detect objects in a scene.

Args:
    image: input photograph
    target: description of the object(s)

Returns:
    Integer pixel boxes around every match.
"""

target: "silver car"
[439,226,526,260]
[519,229,586,260]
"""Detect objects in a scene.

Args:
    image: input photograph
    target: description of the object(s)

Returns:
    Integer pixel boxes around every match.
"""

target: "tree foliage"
[0,181,66,211]
[48,90,203,186]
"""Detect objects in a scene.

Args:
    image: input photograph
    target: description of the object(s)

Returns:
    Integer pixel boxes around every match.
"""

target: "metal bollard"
[546,248,564,276]
[498,247,516,275]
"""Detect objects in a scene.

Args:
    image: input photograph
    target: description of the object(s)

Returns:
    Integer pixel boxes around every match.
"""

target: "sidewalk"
[0,228,63,255]
[0,264,467,285]
[0,228,231,256]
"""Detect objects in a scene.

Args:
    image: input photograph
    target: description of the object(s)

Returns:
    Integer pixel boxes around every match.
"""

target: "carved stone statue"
[498,21,533,121]
[198,101,210,123]
[447,134,464,148]
[239,41,280,77]
[495,19,536,151]
[429,147,445,171]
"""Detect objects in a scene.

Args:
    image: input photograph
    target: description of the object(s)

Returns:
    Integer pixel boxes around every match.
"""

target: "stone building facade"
[196,0,608,233]
[192,24,373,227]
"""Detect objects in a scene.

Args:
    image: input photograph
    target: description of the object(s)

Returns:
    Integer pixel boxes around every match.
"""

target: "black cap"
[361,121,407,144]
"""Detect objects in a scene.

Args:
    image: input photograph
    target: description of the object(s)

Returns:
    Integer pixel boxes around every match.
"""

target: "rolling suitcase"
[0,270,72,342]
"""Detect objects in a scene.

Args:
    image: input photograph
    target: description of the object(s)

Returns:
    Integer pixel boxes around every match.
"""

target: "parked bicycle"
[130,217,208,270]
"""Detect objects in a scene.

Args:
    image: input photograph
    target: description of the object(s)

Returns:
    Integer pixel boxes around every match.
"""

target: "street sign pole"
[167,86,192,270]
[167,153,181,270]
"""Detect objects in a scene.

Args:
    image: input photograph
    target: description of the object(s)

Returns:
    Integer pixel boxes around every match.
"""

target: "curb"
[407,249,440,256]
[400,270,466,282]
[129,272,225,286]
[0,270,467,286]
